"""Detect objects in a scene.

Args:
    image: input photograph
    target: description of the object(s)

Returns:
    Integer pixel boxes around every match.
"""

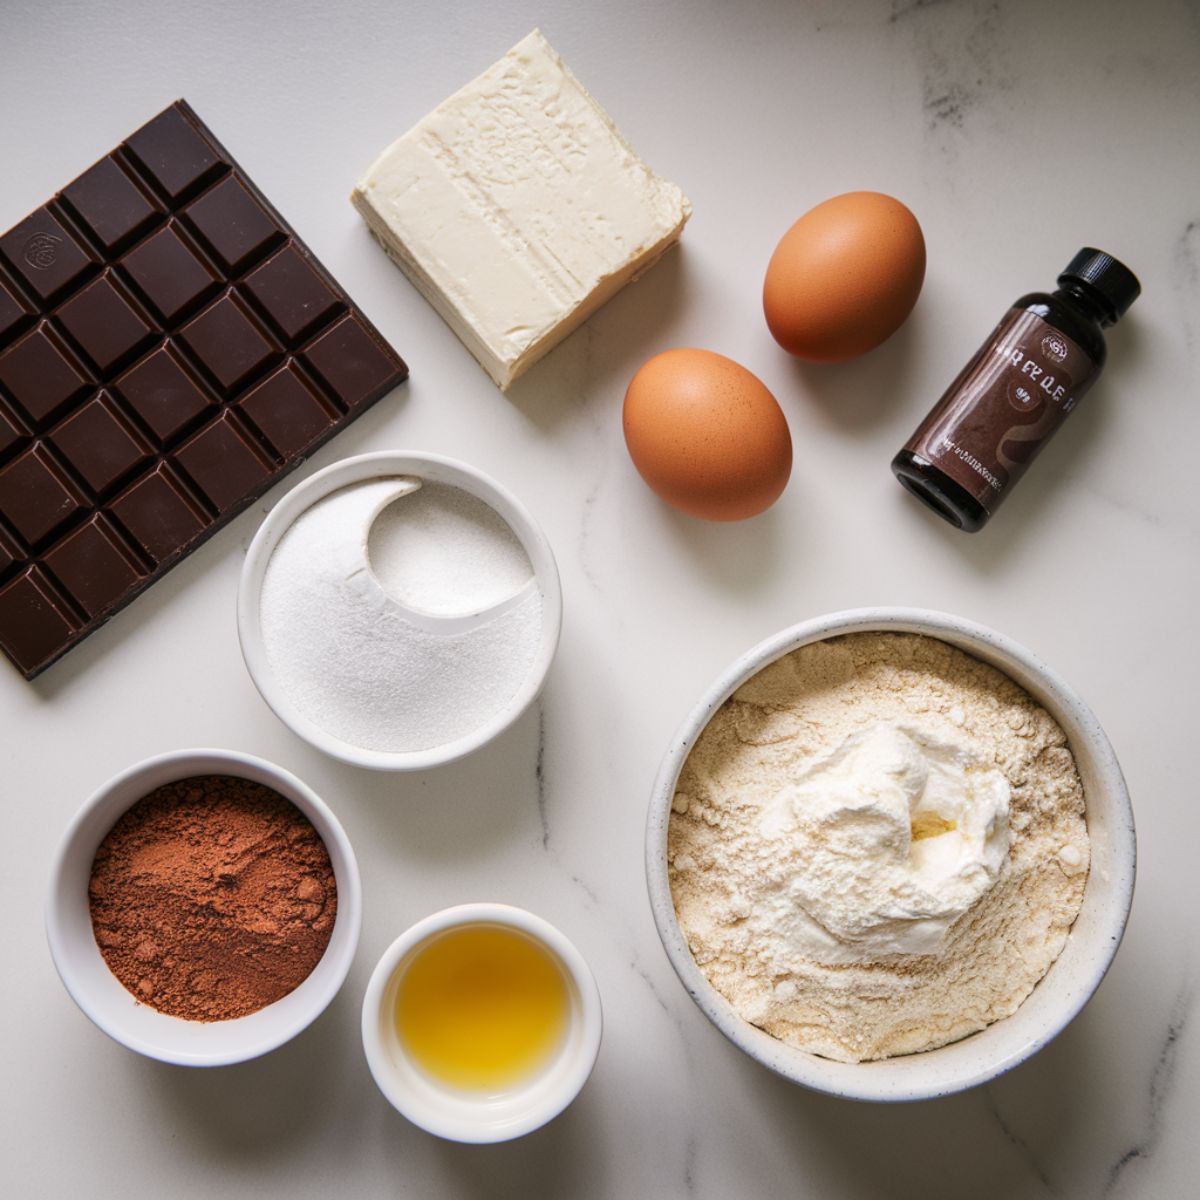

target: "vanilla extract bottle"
[891,248,1140,531]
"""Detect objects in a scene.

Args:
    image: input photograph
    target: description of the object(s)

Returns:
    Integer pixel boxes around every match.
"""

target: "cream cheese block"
[351,29,691,390]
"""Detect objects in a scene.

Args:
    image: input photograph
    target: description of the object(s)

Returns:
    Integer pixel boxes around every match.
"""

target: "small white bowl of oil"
[361,904,602,1142]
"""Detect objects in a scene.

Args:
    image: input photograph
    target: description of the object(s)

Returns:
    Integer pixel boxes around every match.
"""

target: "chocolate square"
[0,447,85,547]
[121,223,220,323]
[303,315,403,410]
[110,466,208,564]
[0,208,96,302]
[63,157,160,253]
[0,570,78,675]
[45,517,143,618]
[185,175,283,273]
[50,397,152,496]
[0,327,91,427]
[125,106,224,202]
[114,348,216,445]
[176,413,271,511]
[57,274,156,375]
[180,294,279,394]
[237,366,330,459]
[244,246,342,343]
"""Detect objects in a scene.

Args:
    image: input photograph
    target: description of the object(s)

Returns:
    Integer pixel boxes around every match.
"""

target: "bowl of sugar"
[238,452,562,770]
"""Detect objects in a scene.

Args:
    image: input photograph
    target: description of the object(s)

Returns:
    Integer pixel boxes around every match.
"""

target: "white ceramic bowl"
[46,749,362,1066]
[238,451,563,771]
[362,904,602,1142]
[646,608,1136,1102]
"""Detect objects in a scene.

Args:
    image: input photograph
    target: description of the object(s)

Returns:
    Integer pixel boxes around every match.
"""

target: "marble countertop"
[2,1,1197,1196]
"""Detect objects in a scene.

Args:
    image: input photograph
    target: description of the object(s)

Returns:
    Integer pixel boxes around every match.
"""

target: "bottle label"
[904,309,1099,514]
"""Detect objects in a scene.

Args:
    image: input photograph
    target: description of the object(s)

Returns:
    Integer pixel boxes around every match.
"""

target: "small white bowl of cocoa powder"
[46,749,362,1066]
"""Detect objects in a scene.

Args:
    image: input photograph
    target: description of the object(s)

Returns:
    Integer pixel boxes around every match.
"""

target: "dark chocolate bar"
[0,101,407,678]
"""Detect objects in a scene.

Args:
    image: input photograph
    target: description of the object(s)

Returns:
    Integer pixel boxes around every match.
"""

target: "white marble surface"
[2,0,1197,1195]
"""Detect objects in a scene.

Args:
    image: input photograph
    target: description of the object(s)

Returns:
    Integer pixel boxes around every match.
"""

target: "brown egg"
[763,191,926,362]
[622,348,792,521]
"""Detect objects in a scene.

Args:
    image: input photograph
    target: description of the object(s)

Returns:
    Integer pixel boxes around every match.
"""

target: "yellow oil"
[911,812,957,841]
[395,924,570,1093]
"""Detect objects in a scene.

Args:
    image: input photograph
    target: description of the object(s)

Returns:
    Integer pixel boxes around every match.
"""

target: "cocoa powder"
[88,775,338,1022]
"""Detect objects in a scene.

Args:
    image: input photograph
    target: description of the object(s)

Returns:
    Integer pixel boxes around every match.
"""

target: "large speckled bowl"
[645,608,1135,1102]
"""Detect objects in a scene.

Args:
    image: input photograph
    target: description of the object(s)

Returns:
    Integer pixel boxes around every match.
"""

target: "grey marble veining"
[1172,220,1200,351]
[981,1085,1056,1194]
[1103,982,1193,1196]
[535,701,550,850]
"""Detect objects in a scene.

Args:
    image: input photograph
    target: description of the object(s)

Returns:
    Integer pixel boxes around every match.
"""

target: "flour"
[259,478,542,753]
[668,632,1089,1063]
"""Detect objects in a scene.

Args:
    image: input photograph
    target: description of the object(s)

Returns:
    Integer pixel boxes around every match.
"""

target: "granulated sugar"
[259,477,542,752]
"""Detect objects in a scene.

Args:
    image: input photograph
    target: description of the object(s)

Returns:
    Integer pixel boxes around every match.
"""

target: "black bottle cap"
[1058,248,1140,323]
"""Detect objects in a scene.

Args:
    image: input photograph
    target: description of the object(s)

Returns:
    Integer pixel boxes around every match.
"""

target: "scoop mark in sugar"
[368,480,534,615]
